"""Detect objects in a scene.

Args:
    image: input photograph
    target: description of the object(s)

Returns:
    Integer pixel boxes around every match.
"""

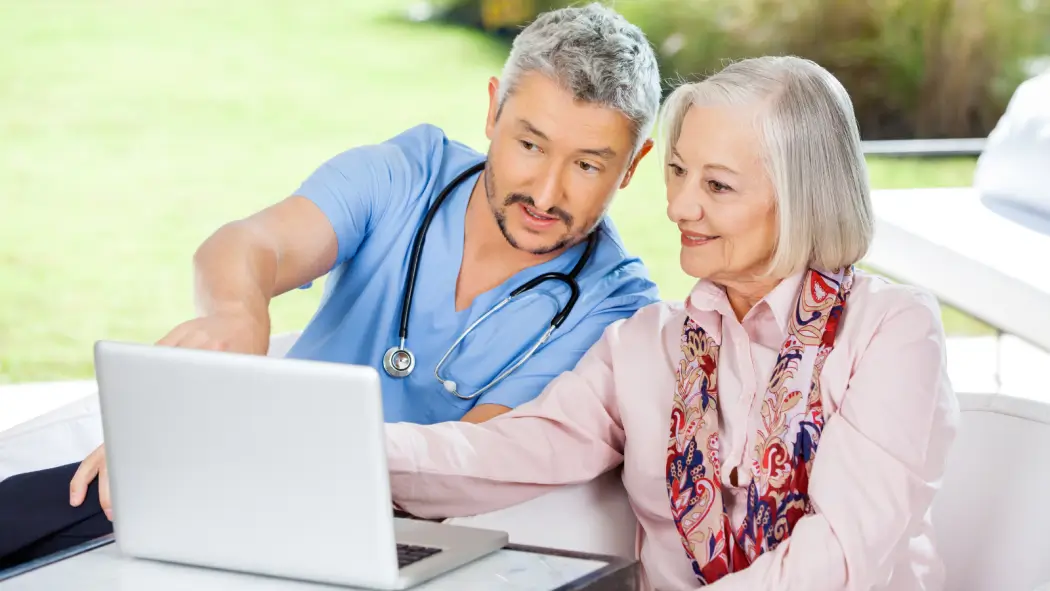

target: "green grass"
[0,1,989,384]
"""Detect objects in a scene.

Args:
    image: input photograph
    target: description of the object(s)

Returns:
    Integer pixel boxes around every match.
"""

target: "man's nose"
[530,165,565,212]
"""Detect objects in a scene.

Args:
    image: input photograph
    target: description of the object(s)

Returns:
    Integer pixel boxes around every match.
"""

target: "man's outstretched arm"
[158,196,339,354]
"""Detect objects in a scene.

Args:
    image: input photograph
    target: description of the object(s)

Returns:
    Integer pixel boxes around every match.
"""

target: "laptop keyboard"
[397,543,442,568]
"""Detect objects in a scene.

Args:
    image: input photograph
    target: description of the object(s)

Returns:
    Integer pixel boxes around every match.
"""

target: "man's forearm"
[191,221,278,322]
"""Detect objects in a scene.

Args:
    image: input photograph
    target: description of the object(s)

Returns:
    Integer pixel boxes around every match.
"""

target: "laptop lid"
[93,340,401,588]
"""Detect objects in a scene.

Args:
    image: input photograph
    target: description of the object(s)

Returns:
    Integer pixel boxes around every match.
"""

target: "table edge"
[0,536,637,590]
[0,534,116,582]
[504,543,638,590]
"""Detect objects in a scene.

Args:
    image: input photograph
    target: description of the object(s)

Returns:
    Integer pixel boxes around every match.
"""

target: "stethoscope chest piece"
[383,346,415,378]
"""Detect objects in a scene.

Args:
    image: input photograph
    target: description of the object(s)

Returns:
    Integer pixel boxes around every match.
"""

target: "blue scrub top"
[285,124,659,424]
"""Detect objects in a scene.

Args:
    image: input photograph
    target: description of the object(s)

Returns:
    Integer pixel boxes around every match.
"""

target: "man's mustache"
[504,194,574,227]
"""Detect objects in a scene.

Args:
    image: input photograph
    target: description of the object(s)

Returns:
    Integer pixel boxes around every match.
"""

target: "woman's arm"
[384,320,630,519]
[706,289,959,591]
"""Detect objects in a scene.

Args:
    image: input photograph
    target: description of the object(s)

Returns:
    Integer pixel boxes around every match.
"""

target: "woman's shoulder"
[850,269,941,314]
[596,299,688,352]
[844,269,946,347]
[624,299,688,327]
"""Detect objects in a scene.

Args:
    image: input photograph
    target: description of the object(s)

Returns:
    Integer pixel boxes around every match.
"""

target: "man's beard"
[484,160,578,256]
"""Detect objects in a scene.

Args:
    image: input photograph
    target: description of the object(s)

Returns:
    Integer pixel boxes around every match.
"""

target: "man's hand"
[66,198,339,517]
[156,306,271,355]
[460,403,511,423]
[70,444,111,520]
[68,308,270,518]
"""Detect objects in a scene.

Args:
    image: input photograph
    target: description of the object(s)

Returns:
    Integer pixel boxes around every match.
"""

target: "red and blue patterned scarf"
[666,266,854,584]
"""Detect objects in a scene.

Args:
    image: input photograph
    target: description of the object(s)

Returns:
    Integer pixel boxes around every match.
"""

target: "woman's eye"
[708,180,732,193]
[668,163,685,177]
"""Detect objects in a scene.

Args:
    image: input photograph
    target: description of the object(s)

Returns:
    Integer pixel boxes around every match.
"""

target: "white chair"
[0,386,102,482]
[931,392,1050,591]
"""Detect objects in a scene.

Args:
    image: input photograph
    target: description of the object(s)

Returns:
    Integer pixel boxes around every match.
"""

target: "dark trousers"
[0,462,112,569]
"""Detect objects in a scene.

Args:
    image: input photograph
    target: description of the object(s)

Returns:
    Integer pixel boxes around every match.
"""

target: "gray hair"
[661,56,874,276]
[498,3,662,152]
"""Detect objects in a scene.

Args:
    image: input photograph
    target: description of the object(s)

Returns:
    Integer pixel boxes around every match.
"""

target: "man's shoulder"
[567,216,660,322]
[318,123,481,181]
[381,123,483,169]
[590,216,657,289]
[381,122,453,150]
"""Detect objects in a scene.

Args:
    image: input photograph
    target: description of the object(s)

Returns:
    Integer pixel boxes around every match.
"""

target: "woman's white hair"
[661,56,874,276]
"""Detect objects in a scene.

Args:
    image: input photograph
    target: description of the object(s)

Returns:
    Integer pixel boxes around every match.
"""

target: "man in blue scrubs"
[0,2,663,568]
[281,120,658,425]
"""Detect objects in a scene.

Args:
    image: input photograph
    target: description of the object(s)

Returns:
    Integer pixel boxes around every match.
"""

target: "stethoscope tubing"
[397,161,488,341]
[386,158,598,399]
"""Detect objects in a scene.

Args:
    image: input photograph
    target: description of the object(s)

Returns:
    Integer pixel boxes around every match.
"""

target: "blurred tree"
[616,0,1050,140]
[430,0,537,36]
[431,0,1050,139]
[481,0,536,30]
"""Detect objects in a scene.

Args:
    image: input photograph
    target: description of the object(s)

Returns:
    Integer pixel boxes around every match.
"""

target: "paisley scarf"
[666,266,854,584]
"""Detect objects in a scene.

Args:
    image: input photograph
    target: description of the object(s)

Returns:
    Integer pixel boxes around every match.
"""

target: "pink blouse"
[386,271,959,590]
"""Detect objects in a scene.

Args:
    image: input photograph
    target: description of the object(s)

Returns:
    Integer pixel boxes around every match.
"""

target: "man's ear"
[485,76,500,141]
[620,138,654,189]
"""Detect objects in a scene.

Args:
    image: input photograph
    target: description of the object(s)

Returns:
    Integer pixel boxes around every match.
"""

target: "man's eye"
[520,140,538,151]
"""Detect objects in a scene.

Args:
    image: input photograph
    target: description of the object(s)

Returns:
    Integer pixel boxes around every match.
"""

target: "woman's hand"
[69,444,111,520]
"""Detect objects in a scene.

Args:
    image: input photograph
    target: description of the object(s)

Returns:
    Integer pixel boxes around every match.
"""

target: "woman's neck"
[717,275,782,322]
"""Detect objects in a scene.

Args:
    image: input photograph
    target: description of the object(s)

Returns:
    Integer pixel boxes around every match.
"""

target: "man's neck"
[462,174,564,268]
[455,175,564,311]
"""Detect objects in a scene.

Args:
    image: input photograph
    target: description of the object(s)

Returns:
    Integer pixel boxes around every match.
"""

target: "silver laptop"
[93,340,508,589]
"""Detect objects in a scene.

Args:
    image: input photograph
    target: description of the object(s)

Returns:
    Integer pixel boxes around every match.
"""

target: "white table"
[0,536,638,590]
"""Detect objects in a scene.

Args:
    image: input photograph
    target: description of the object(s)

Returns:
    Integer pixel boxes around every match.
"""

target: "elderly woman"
[385,56,958,591]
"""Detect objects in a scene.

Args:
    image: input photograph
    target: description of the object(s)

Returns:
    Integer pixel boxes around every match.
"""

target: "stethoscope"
[382,160,598,400]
